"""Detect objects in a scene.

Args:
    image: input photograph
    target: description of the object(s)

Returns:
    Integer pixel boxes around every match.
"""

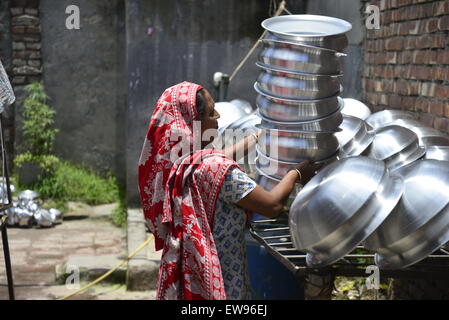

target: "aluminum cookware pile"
[289,107,449,269]
[4,188,63,228]
[216,100,260,175]
[254,15,352,197]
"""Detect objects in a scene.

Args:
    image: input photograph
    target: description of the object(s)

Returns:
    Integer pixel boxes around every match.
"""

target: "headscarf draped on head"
[138,81,241,300]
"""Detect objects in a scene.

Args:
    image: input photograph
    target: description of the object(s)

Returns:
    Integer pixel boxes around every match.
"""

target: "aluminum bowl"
[365,125,426,171]
[257,128,340,162]
[256,63,342,100]
[365,160,449,269]
[336,115,375,157]
[289,156,403,268]
[416,128,449,148]
[262,15,352,52]
[216,101,251,132]
[341,98,372,120]
[377,118,449,147]
[366,110,418,131]
[256,145,339,180]
[259,38,345,74]
[15,208,34,228]
[254,83,341,122]
[49,208,64,225]
[218,113,261,175]
[18,189,39,201]
[425,146,449,161]
[256,108,342,133]
[34,208,54,228]
[6,206,17,227]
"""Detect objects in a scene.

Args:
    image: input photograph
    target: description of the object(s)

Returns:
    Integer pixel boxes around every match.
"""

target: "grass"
[13,160,127,227]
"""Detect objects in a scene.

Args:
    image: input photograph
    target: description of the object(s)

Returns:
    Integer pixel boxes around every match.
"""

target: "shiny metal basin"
[216,101,252,132]
[289,156,403,268]
[255,145,339,180]
[365,125,426,171]
[254,83,341,122]
[425,146,449,161]
[365,160,449,269]
[259,38,345,74]
[335,115,375,157]
[218,113,260,175]
[416,128,449,148]
[341,98,372,120]
[262,15,352,52]
[256,63,342,100]
[257,128,339,162]
[366,110,419,131]
[256,108,342,133]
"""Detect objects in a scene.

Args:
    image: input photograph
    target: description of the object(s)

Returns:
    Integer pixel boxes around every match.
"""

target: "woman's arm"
[236,160,322,219]
[236,169,300,218]
[222,131,259,162]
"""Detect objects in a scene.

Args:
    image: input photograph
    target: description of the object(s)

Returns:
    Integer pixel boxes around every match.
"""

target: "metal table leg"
[1,217,14,300]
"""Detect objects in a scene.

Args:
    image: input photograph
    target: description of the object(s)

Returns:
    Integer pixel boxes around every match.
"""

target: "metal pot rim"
[259,38,345,55]
[254,82,342,104]
[256,109,343,133]
[256,61,344,77]
[261,14,352,38]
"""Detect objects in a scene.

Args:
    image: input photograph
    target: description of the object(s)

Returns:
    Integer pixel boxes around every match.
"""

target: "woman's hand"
[291,160,324,185]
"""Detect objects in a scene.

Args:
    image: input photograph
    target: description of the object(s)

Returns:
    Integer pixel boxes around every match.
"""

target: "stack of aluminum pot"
[254,15,352,196]
[3,188,64,228]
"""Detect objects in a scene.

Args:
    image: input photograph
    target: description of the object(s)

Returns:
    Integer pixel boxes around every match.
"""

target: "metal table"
[250,213,449,282]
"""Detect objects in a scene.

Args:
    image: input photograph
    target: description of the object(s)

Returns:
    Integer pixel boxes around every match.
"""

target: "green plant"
[31,161,119,205]
[15,82,61,176]
[21,82,58,156]
[111,186,127,228]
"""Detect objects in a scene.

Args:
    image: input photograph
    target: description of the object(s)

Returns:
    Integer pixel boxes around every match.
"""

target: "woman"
[138,81,320,300]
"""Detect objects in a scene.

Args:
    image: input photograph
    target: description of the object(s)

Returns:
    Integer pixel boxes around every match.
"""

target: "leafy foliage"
[20,82,59,156]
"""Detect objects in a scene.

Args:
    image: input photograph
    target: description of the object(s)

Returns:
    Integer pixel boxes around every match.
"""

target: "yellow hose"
[58,235,154,300]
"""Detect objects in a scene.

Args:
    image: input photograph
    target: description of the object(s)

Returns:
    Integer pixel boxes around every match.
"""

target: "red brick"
[438,16,449,31]
[11,26,25,33]
[433,1,449,16]
[444,103,449,118]
[437,51,449,64]
[425,18,440,33]
[416,97,430,112]
[428,100,445,116]
[420,82,436,96]
[396,0,410,8]
[386,37,404,51]
[419,2,435,18]
[415,35,445,49]
[26,27,40,34]
[412,66,432,80]
[389,95,402,108]
[419,112,435,127]
[399,51,412,64]
[433,117,449,133]
[401,96,417,111]
[434,85,449,99]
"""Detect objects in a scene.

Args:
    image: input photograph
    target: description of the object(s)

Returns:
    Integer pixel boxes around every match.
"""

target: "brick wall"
[10,2,42,86]
[363,0,449,133]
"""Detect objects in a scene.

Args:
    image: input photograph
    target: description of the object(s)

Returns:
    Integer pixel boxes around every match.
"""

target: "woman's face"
[200,89,220,146]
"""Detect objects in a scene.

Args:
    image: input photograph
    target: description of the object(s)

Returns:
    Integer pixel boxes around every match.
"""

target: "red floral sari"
[138,82,240,299]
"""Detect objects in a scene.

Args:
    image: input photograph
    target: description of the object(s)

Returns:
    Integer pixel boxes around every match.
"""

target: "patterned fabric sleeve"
[220,167,256,204]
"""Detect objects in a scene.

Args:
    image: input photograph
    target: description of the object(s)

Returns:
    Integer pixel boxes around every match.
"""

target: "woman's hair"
[196,89,206,120]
